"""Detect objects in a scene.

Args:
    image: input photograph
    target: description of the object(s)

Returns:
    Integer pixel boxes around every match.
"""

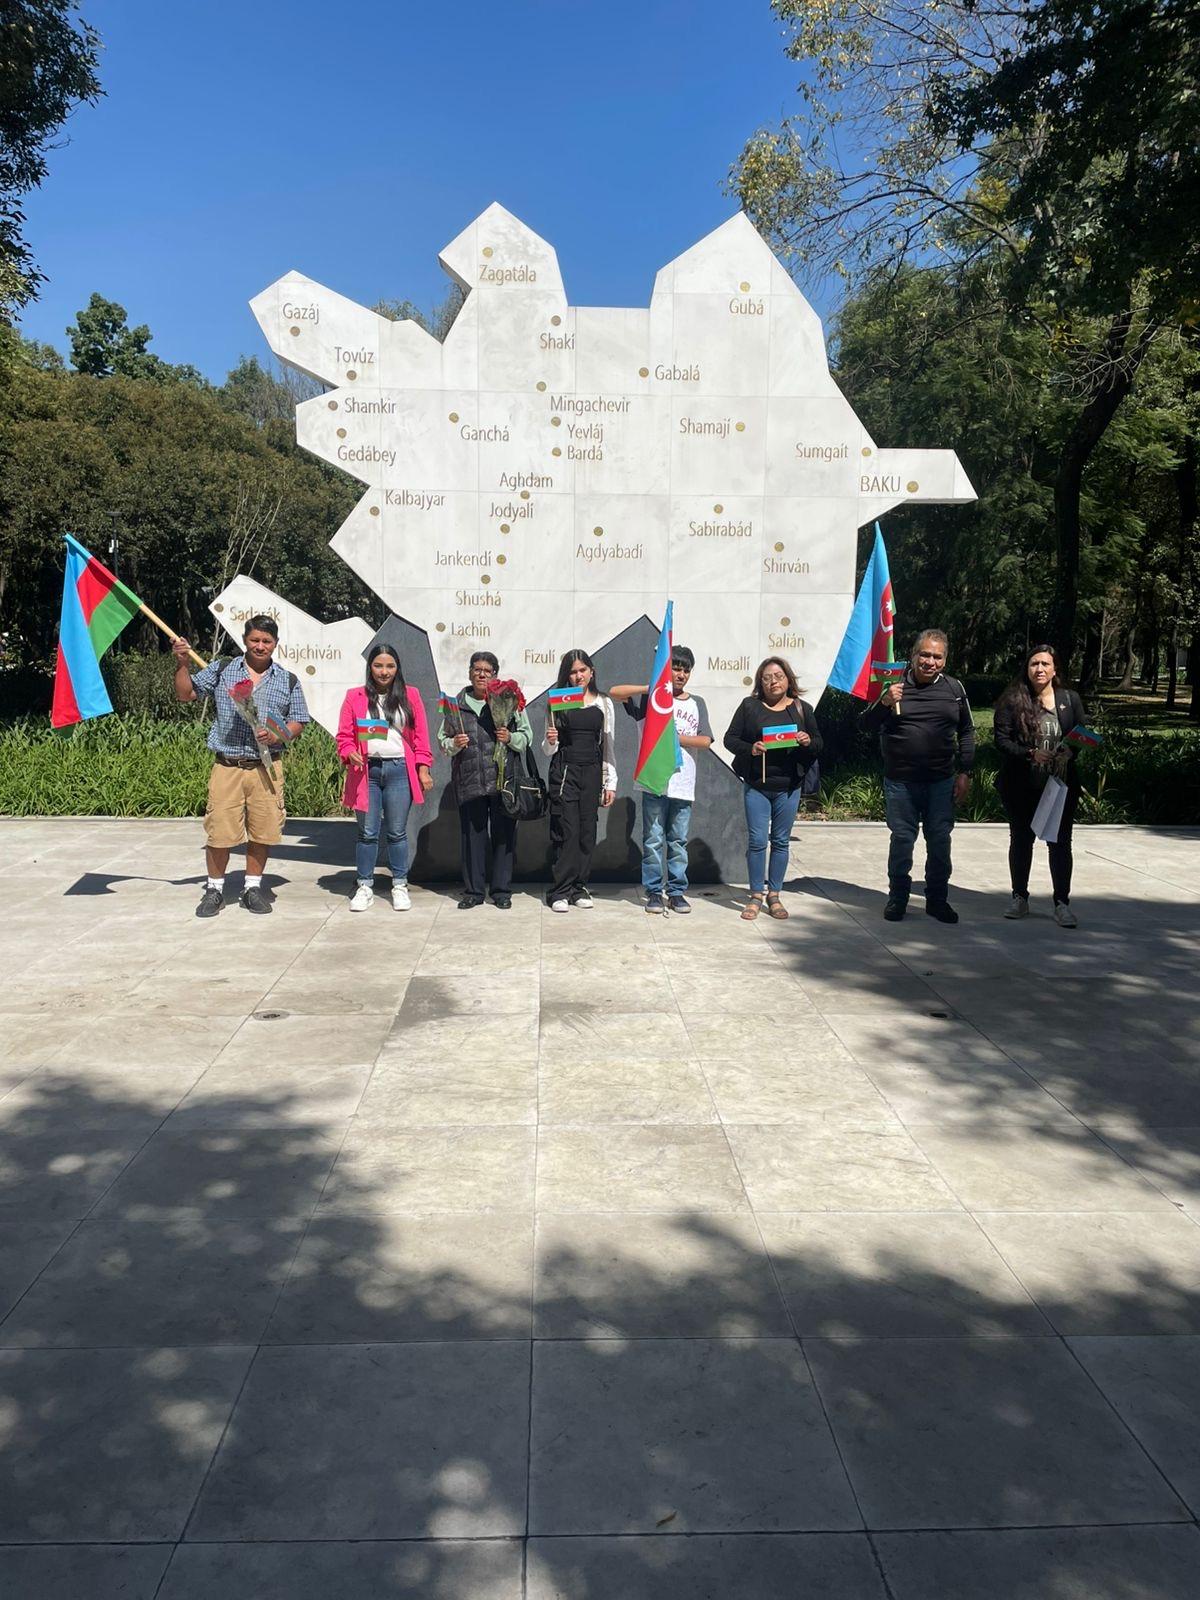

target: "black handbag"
[499,744,548,821]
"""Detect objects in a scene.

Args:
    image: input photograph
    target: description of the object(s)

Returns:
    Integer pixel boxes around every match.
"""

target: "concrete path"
[1,817,1199,1598]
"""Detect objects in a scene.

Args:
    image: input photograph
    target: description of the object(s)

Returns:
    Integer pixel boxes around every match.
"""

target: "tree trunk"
[1189,634,1200,722]
[1118,628,1137,693]
[1173,431,1198,712]
[1167,620,1179,708]
[1050,311,1157,668]
[1078,612,1102,698]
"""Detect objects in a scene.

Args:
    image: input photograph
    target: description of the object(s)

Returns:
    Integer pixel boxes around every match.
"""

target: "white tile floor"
[1,817,1199,1597]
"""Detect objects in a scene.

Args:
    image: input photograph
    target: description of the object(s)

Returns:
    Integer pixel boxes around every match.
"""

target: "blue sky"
[19,0,812,381]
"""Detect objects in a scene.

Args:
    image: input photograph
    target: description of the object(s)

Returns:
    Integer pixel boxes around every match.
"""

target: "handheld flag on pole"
[633,601,683,795]
[52,535,145,728]
[356,717,389,743]
[438,692,464,732]
[870,660,907,683]
[760,723,800,749]
[547,685,587,715]
[828,524,898,704]
[1064,725,1103,750]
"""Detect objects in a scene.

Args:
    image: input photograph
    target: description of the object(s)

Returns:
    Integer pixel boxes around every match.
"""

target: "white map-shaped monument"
[238,203,975,755]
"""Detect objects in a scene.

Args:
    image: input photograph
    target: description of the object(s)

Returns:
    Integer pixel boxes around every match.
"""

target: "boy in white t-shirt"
[611,646,714,914]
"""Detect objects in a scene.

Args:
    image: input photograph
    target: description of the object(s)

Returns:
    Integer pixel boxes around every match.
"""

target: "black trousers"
[548,758,601,902]
[998,771,1079,904]
[459,793,516,897]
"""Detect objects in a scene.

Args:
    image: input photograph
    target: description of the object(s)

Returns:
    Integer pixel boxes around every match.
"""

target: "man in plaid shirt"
[172,614,309,916]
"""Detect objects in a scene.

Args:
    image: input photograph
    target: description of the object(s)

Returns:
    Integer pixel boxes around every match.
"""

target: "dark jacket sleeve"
[992,698,1028,762]
[956,685,977,773]
[860,694,888,732]
[723,699,756,762]
[800,700,823,758]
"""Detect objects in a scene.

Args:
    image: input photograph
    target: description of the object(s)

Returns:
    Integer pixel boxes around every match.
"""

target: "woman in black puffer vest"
[437,652,534,910]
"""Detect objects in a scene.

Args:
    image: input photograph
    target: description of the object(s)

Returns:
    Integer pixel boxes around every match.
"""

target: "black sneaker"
[195,886,223,919]
[643,892,664,915]
[883,896,908,921]
[492,893,512,910]
[667,895,692,914]
[240,885,273,915]
[926,900,959,924]
[457,892,483,910]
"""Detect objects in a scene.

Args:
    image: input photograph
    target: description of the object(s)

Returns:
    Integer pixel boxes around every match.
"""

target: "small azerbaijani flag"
[356,717,389,742]
[633,600,682,795]
[1065,724,1103,750]
[51,534,143,728]
[262,714,293,744]
[438,693,459,720]
[870,660,907,683]
[547,685,587,715]
[761,723,800,749]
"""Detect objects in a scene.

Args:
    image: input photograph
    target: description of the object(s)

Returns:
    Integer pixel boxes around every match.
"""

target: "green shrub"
[0,715,344,818]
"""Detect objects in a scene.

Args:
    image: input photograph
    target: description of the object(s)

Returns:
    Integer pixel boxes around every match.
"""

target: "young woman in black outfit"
[993,643,1087,927]
[723,656,822,921]
[542,649,617,912]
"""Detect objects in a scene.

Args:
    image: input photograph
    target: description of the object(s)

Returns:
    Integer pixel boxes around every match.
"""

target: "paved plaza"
[1,817,1199,1598]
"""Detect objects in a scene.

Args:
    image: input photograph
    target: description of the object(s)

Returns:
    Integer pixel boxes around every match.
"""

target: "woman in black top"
[724,656,822,920]
[541,649,617,912]
[993,644,1087,927]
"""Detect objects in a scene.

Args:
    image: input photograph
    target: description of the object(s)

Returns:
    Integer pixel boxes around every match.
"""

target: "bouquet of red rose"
[481,677,526,793]
[227,677,291,767]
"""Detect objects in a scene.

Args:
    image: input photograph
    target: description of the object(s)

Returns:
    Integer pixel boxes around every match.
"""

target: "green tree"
[0,1,102,314]
[65,292,205,385]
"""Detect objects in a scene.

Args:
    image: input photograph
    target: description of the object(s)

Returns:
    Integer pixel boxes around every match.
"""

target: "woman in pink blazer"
[335,646,433,911]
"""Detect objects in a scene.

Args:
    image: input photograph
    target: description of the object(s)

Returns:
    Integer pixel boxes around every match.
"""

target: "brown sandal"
[741,895,764,921]
[766,894,789,920]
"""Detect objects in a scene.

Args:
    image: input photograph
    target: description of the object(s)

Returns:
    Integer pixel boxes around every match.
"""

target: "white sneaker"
[391,883,411,912]
[1054,903,1078,928]
[550,899,570,914]
[349,883,374,912]
[1004,893,1030,919]
[572,893,594,909]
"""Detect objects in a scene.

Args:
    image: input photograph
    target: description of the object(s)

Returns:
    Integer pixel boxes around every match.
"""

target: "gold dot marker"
[481,574,491,585]
[482,246,493,258]
[436,622,446,633]
[520,490,530,500]
[638,367,649,378]
[536,381,546,392]
[327,401,338,411]
[213,602,224,613]
[497,554,507,565]
[369,506,379,517]
[735,421,746,433]
[774,541,784,552]
[713,503,724,514]
[550,315,561,326]
[305,665,316,676]
[740,281,751,292]
[743,676,753,686]
[449,412,459,423]
[906,480,919,492]
[289,326,300,337]
[862,447,873,457]
[336,427,347,439]
[781,616,791,627]
[500,523,510,533]
[551,416,561,427]
[552,447,562,457]
[346,370,357,381]
[593,526,604,537]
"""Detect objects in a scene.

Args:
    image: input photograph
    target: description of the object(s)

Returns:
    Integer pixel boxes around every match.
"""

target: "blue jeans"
[883,776,955,901]
[355,759,413,882]
[744,786,801,894]
[641,794,693,896]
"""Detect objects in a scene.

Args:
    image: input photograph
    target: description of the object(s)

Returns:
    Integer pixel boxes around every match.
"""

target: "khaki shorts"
[204,759,286,849]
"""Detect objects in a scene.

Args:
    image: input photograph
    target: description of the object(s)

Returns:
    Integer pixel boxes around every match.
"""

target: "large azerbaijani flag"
[827,524,897,700]
[51,535,143,728]
[633,601,682,795]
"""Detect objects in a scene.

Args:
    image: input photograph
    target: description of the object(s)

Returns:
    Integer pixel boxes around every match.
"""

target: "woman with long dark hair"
[542,648,616,912]
[335,645,433,911]
[993,643,1086,927]
[724,656,822,920]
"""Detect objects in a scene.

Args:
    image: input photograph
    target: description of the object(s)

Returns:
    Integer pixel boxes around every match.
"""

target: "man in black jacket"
[861,629,975,923]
